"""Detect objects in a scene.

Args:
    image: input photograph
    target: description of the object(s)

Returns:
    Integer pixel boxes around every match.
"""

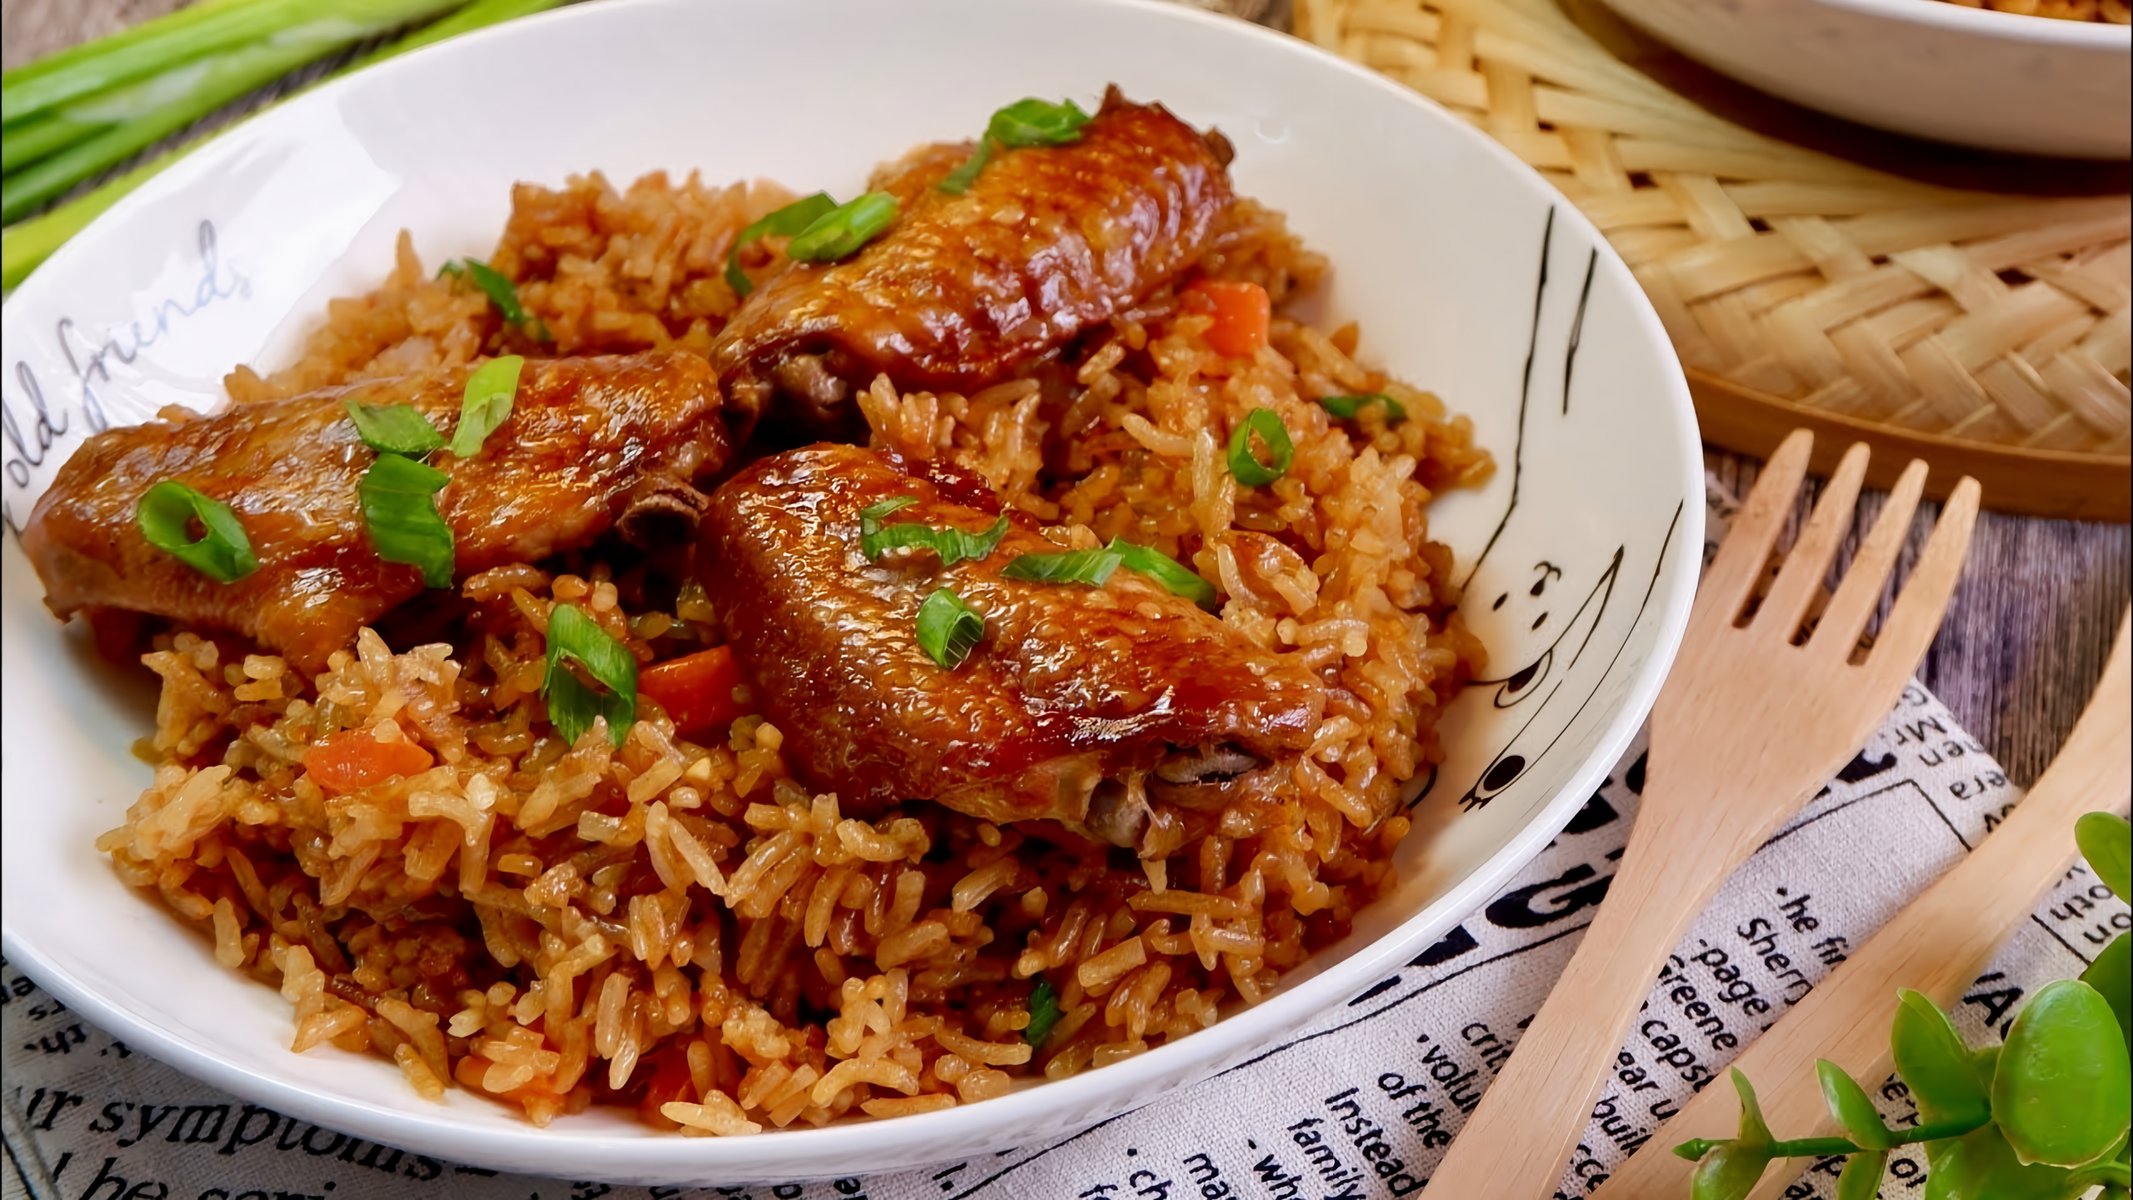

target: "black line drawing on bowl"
[1411,203,1682,815]
[1476,553,1621,711]
[1451,506,1681,813]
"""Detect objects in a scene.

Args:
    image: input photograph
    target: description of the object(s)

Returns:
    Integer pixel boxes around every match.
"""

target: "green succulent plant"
[1675,811,2133,1200]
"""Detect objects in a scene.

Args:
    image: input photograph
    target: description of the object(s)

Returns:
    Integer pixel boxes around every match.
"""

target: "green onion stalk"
[0,0,563,292]
[347,0,559,65]
[1,0,280,122]
[2,0,473,224]
[1,114,87,173]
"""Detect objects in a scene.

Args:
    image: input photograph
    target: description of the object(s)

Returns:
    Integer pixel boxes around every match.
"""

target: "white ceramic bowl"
[1600,0,2132,158]
[0,0,1701,1183]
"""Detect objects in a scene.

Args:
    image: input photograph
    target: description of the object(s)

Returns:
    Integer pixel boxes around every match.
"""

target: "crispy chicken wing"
[701,444,1325,847]
[712,87,1234,436]
[24,352,730,670]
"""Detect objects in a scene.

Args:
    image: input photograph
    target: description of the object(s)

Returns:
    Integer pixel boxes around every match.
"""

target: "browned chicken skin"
[23,352,730,670]
[712,87,1235,435]
[701,444,1326,847]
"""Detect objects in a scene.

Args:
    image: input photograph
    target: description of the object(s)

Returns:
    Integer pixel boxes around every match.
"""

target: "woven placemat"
[1296,0,2133,520]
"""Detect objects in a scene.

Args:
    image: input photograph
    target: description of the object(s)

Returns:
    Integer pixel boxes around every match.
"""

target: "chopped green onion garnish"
[936,137,996,195]
[1108,538,1218,610]
[859,495,920,524]
[135,480,257,584]
[785,192,899,263]
[865,515,1010,566]
[542,602,638,748]
[1318,393,1407,424]
[345,401,444,457]
[1024,977,1062,1048]
[1001,546,1123,587]
[937,97,1092,194]
[439,258,550,342]
[358,452,454,588]
[449,355,524,460]
[916,588,985,670]
[988,98,1092,146]
[724,191,839,298]
[858,495,1009,566]
[1226,408,1294,487]
[858,494,919,557]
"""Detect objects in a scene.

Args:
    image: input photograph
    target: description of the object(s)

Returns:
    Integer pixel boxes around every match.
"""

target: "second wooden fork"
[1424,429,1980,1198]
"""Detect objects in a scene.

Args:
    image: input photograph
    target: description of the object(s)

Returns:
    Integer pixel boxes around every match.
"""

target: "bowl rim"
[0,0,1704,1179]
[1803,0,2130,45]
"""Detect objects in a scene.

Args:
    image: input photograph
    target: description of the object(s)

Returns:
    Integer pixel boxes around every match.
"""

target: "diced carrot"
[303,729,434,795]
[1187,279,1271,358]
[638,645,748,736]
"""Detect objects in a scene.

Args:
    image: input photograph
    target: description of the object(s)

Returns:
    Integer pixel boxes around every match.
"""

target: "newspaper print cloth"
[6,484,2125,1200]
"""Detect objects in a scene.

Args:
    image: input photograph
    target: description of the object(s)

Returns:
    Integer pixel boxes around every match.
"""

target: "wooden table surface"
[4,0,2129,784]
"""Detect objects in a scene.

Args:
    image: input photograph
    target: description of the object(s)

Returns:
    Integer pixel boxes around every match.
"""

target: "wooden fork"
[1591,611,2131,1200]
[1424,429,1981,1199]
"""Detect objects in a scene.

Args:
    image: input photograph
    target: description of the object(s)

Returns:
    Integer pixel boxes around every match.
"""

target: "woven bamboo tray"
[1294,0,2133,520]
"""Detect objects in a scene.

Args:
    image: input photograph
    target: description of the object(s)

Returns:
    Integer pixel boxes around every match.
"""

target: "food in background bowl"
[1599,0,2132,156]
[1939,0,2128,22]
[21,91,1490,1132]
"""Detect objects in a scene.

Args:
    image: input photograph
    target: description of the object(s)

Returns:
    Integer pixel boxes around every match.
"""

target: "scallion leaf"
[439,258,550,342]
[344,401,444,457]
[135,480,257,583]
[859,495,919,524]
[542,602,638,748]
[1024,977,1062,1047]
[724,191,839,298]
[1001,546,1123,586]
[936,137,997,195]
[1318,393,1407,424]
[785,192,899,264]
[1108,539,1218,610]
[858,495,918,553]
[1226,408,1293,487]
[988,98,1092,147]
[358,452,454,588]
[936,97,1092,194]
[449,355,524,460]
[916,588,984,669]
[860,500,1010,567]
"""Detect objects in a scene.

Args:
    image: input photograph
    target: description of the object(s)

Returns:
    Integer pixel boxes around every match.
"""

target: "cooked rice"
[102,169,1489,1131]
